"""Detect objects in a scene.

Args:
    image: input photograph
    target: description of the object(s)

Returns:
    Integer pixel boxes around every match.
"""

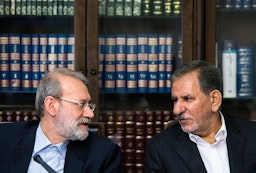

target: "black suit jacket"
[145,115,256,173]
[0,120,123,173]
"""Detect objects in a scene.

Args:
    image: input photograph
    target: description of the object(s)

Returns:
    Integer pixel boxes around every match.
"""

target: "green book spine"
[133,0,141,16]
[0,0,4,15]
[58,0,63,15]
[42,0,48,15]
[141,0,151,16]
[21,0,26,15]
[16,0,22,15]
[48,0,53,15]
[31,0,37,15]
[172,0,181,15]
[115,0,124,16]
[37,0,42,15]
[164,0,172,15]
[27,0,32,15]
[124,0,132,16]
[98,0,107,16]
[52,0,58,15]
[106,0,116,16]
[10,0,15,15]
[5,0,11,15]
[67,0,74,16]
[63,0,68,15]
[152,0,164,16]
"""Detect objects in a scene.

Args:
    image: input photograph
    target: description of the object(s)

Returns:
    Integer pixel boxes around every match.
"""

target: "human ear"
[210,90,222,112]
[44,96,59,117]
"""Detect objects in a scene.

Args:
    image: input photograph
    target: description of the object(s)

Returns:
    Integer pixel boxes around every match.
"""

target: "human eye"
[183,96,193,102]
[78,102,86,109]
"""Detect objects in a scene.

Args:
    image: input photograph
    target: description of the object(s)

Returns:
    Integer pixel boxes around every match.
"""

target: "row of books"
[99,33,176,93]
[99,0,181,16]
[219,40,256,98]
[0,0,74,16]
[99,110,174,173]
[0,110,39,122]
[216,0,256,9]
[0,33,75,91]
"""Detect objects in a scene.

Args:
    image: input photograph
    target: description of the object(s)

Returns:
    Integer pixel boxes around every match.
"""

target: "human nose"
[173,100,185,116]
[83,107,95,119]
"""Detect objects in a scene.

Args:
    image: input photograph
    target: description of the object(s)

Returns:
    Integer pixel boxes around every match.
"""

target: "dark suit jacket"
[145,115,256,173]
[0,120,123,173]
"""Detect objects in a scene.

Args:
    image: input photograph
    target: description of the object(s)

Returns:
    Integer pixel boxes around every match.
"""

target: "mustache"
[77,118,92,125]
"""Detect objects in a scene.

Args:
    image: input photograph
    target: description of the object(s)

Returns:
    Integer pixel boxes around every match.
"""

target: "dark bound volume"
[237,46,254,97]
[172,0,181,15]
[124,0,133,16]
[107,0,116,16]
[133,0,142,16]
[152,0,164,16]
[224,0,234,9]
[0,0,4,15]
[115,0,124,16]
[31,34,40,91]
[164,0,172,15]
[141,0,151,16]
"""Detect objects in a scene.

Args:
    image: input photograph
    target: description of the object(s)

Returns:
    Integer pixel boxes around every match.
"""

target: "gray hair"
[35,68,88,117]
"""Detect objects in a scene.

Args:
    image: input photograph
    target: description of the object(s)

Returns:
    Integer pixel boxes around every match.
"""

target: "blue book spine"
[165,33,173,93]
[104,35,116,93]
[0,33,10,91]
[57,33,68,68]
[31,34,40,91]
[243,0,252,9]
[137,34,148,93]
[253,0,256,8]
[237,46,254,97]
[39,34,48,79]
[21,34,32,91]
[67,34,75,70]
[98,34,106,92]
[9,33,21,91]
[158,34,166,93]
[47,34,58,71]
[126,34,138,93]
[224,0,234,9]
[234,0,242,8]
[148,34,158,93]
[115,34,126,92]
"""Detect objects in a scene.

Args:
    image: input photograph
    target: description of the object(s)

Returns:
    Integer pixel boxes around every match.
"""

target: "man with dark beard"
[0,68,123,173]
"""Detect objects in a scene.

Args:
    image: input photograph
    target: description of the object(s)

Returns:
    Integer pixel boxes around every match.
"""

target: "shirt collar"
[189,112,227,144]
[33,123,69,157]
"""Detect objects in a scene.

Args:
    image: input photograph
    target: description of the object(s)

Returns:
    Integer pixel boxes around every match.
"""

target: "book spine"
[27,0,32,15]
[16,0,22,15]
[57,33,68,68]
[39,34,48,79]
[98,0,107,16]
[52,0,58,15]
[152,0,164,16]
[172,0,181,15]
[137,34,148,93]
[63,0,68,15]
[243,0,252,9]
[98,34,106,92]
[31,0,37,15]
[0,0,4,15]
[42,0,48,15]
[115,34,126,92]
[67,34,75,70]
[253,0,256,8]
[0,33,10,91]
[216,0,223,8]
[115,0,124,16]
[234,0,242,9]
[107,0,116,16]
[10,0,15,15]
[158,34,166,93]
[222,40,237,98]
[126,34,138,93]
[237,46,254,97]
[5,0,11,15]
[124,0,133,16]
[21,0,27,15]
[224,0,234,9]
[47,34,58,71]
[141,0,151,16]
[133,0,142,16]
[104,35,116,92]
[164,0,172,15]
[9,33,21,91]
[21,34,32,91]
[48,0,53,15]
[165,33,173,92]
[31,34,40,91]
[148,34,158,93]
[58,0,63,15]
[67,0,74,15]
[37,0,42,15]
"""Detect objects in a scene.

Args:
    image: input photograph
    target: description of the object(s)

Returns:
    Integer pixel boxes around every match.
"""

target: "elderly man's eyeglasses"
[58,97,96,112]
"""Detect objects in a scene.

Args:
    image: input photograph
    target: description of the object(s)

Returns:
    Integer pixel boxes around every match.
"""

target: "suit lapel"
[174,130,207,173]
[11,122,38,173]
[225,116,245,173]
